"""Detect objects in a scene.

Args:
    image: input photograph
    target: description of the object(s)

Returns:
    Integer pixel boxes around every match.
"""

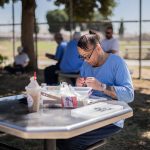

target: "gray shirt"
[101,37,119,55]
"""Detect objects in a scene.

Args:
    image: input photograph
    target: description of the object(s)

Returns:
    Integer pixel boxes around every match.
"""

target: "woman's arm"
[85,77,117,99]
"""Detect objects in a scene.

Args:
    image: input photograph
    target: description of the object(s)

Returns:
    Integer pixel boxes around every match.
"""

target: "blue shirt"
[80,54,134,128]
[60,40,83,73]
[55,41,67,61]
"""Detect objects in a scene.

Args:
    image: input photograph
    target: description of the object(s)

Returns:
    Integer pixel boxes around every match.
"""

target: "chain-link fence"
[0,2,150,79]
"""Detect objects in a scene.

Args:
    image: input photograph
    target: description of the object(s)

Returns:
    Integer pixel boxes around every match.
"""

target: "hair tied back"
[89,29,100,41]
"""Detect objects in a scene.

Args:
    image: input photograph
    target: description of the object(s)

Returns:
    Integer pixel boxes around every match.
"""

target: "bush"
[0,54,8,67]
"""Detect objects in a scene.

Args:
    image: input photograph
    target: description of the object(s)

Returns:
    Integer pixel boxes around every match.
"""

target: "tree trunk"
[21,0,36,70]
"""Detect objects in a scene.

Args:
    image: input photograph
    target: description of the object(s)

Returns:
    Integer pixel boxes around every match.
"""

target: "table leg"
[44,139,56,150]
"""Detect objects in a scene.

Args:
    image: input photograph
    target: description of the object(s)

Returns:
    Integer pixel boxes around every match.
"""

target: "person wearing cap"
[57,30,134,150]
[14,46,30,68]
[44,33,67,85]
[59,32,84,84]
[4,46,30,74]
[101,26,119,55]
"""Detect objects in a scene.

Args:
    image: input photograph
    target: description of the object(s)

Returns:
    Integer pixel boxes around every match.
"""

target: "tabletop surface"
[0,95,133,139]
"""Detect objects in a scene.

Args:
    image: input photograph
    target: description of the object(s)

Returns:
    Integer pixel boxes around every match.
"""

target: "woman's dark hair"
[77,30,100,51]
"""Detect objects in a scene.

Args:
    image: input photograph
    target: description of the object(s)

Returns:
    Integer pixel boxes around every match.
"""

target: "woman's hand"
[85,77,117,99]
[76,77,86,87]
[85,77,103,91]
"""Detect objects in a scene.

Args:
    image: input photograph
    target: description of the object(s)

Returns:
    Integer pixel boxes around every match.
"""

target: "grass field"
[0,39,150,79]
[0,40,57,64]
[0,40,150,62]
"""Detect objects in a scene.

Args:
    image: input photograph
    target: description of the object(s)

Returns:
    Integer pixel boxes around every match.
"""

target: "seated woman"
[57,30,134,150]
[4,46,30,74]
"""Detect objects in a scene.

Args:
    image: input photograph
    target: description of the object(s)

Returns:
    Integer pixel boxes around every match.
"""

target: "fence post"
[139,0,142,79]
[12,0,15,61]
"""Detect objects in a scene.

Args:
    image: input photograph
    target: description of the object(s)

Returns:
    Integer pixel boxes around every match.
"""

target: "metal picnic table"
[0,94,133,150]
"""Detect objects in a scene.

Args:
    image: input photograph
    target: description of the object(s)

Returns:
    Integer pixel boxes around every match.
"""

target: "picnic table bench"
[56,70,80,84]
[123,45,150,59]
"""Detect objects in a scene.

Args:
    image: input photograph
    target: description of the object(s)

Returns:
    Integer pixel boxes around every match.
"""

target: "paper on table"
[71,102,123,119]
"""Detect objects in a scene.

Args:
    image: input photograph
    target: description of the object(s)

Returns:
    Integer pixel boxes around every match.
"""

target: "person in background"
[60,32,83,73]
[57,30,134,150]
[101,26,119,55]
[59,32,83,85]
[44,33,67,85]
[4,46,30,74]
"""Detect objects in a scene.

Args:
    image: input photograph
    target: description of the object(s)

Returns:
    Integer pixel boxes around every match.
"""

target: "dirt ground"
[0,70,150,150]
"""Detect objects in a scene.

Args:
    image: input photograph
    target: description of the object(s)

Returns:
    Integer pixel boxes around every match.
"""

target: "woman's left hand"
[85,77,103,91]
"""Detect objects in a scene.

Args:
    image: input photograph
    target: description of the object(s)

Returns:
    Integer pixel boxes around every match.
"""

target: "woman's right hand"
[76,77,86,87]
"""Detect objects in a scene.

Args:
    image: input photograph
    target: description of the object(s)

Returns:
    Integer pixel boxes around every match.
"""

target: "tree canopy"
[0,0,18,7]
[0,0,10,7]
[54,0,117,21]
[46,9,68,33]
